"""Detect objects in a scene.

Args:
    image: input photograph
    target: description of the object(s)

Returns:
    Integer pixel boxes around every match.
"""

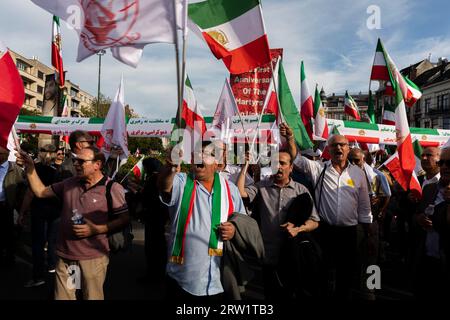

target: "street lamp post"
[96,49,106,117]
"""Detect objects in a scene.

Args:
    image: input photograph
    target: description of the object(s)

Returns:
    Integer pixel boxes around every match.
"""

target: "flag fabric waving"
[389,67,421,197]
[367,90,375,124]
[211,79,238,142]
[300,61,314,139]
[344,91,361,120]
[172,75,207,163]
[370,38,422,107]
[101,75,129,161]
[313,85,329,140]
[0,41,25,149]
[51,15,65,87]
[132,156,145,182]
[31,0,186,68]
[382,103,396,125]
[188,0,271,74]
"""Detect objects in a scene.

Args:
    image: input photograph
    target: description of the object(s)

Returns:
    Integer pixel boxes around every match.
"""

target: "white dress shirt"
[294,155,372,226]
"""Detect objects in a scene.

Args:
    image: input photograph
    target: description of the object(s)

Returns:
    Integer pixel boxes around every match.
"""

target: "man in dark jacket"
[0,145,25,267]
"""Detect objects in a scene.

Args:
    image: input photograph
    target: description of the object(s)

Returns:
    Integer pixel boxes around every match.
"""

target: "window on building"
[70,88,78,98]
[37,85,43,94]
[443,118,450,129]
[425,98,431,113]
[432,118,439,128]
[442,94,449,111]
[72,100,79,109]
[38,71,44,79]
[424,121,431,128]
[36,100,43,108]
[17,60,28,72]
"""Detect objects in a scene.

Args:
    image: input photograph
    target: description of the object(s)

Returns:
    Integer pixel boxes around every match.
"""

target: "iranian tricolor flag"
[344,91,361,120]
[382,103,396,125]
[313,85,328,140]
[370,38,422,107]
[173,76,207,163]
[52,15,64,88]
[188,0,271,74]
[261,57,313,150]
[413,139,423,174]
[386,71,421,197]
[0,41,25,149]
[300,61,314,139]
[382,151,422,198]
[132,156,145,182]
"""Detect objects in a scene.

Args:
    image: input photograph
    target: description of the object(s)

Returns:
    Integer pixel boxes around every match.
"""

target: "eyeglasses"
[56,153,64,156]
[73,158,95,166]
[330,143,348,148]
[348,158,363,164]
[437,159,450,167]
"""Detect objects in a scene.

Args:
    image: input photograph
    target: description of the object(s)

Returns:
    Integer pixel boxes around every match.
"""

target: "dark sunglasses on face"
[437,159,450,167]
[57,153,64,156]
[73,158,95,165]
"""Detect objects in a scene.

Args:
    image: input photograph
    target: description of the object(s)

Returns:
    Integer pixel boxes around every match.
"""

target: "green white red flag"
[344,91,361,120]
[0,41,25,149]
[132,156,145,182]
[300,61,314,139]
[382,103,396,125]
[370,38,422,107]
[387,63,421,197]
[172,75,207,163]
[313,85,328,139]
[51,15,64,88]
[188,0,271,74]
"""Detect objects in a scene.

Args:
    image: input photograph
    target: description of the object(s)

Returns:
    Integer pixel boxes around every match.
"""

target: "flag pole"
[173,0,182,133]
[119,155,145,184]
[249,56,281,158]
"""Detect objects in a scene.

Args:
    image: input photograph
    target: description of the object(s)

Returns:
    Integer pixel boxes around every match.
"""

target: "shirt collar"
[0,160,9,169]
[270,177,295,189]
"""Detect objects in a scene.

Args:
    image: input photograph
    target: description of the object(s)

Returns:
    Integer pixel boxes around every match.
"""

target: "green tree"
[128,137,163,155]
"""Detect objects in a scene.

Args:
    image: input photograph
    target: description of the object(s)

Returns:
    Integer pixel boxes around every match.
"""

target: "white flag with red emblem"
[31,0,187,68]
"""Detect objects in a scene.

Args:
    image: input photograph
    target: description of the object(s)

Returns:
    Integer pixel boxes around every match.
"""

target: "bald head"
[328,135,350,164]
[421,146,440,175]
[348,148,364,168]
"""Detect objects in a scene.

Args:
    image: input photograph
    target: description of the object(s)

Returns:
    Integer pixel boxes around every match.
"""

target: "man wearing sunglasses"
[16,145,129,300]
[414,147,448,299]
[58,130,94,180]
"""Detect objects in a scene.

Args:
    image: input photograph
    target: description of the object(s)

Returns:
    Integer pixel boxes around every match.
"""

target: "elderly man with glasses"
[293,135,372,299]
[58,130,95,180]
[16,145,129,300]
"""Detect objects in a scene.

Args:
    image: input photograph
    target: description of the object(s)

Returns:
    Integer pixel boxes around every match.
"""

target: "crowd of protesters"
[1,125,450,300]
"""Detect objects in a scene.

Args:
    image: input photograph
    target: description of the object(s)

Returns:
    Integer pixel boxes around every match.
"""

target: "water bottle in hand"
[71,209,85,225]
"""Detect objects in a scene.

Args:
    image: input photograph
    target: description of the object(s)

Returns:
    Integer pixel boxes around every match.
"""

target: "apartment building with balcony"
[9,50,94,116]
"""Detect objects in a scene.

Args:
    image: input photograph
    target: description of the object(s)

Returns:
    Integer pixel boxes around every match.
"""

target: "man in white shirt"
[293,135,372,299]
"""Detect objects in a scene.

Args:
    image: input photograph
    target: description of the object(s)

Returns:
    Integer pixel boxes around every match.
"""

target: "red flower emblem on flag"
[80,0,140,52]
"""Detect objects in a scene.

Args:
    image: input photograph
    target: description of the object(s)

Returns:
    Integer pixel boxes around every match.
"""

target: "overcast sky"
[2,0,450,118]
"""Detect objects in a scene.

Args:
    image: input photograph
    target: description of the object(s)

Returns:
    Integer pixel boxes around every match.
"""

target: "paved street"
[0,219,413,301]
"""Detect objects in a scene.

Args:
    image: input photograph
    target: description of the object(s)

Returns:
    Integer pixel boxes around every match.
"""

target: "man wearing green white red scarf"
[158,142,245,299]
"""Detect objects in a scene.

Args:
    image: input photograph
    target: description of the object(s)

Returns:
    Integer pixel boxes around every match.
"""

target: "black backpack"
[105,180,134,253]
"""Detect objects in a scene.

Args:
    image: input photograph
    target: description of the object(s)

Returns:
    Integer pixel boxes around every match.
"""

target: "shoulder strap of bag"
[106,180,114,219]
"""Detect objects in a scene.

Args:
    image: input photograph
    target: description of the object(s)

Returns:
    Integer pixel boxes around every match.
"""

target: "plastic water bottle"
[425,204,435,217]
[71,209,85,225]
